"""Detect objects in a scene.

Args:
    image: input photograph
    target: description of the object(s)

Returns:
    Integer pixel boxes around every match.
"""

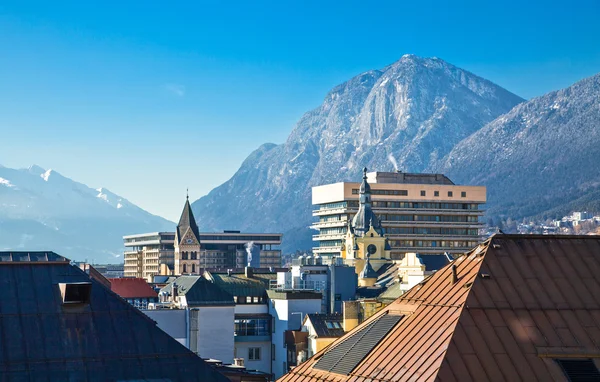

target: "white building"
[267,289,322,379]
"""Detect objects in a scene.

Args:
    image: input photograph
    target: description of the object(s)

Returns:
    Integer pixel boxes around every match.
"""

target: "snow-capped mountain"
[192,55,525,252]
[0,164,174,263]
[434,73,600,220]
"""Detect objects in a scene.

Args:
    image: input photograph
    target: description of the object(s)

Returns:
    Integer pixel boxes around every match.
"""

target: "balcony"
[269,279,326,292]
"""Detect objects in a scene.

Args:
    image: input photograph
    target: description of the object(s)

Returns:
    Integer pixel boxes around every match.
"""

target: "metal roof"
[279,234,600,381]
[0,256,228,381]
[0,251,70,263]
[162,276,235,306]
[109,277,159,299]
[206,272,274,297]
[304,313,345,338]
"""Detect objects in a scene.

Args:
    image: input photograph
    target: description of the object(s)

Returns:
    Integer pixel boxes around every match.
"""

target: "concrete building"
[276,257,357,314]
[312,169,486,259]
[123,232,175,280]
[267,289,322,379]
[158,275,237,363]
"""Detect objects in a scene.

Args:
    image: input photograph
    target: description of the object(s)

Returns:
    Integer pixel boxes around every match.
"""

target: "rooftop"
[280,234,600,381]
[0,251,228,381]
[367,171,455,185]
[162,275,235,306]
[304,313,345,338]
[109,277,158,299]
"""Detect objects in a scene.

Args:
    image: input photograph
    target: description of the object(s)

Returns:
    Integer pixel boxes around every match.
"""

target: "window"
[448,191,453,197]
[191,264,196,273]
[555,359,600,381]
[434,191,439,197]
[183,264,187,273]
[249,347,261,360]
[461,191,466,197]
[420,190,426,196]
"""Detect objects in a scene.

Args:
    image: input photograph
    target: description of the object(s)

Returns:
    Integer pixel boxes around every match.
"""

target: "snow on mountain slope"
[0,164,174,262]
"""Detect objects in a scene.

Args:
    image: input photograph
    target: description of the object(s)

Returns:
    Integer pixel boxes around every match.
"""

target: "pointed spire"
[186,188,189,200]
[176,193,200,243]
[359,254,378,279]
[351,167,382,237]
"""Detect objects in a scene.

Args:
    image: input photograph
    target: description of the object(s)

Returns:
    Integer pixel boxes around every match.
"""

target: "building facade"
[123,232,175,280]
[312,170,486,259]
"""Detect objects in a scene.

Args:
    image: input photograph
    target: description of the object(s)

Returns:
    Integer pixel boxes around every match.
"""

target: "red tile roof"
[279,234,600,382]
[109,277,158,299]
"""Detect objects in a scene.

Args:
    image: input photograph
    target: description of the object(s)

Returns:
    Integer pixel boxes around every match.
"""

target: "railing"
[269,279,327,291]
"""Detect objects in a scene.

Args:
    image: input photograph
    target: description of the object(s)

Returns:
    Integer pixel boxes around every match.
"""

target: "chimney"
[245,266,253,278]
[233,358,245,367]
[227,269,232,276]
[343,301,360,332]
[450,264,458,284]
[172,282,178,301]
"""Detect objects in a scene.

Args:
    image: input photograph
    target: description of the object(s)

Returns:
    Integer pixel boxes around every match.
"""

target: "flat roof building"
[312,170,486,259]
[123,231,175,280]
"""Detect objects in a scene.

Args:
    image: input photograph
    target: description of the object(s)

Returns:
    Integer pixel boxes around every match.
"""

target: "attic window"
[59,282,92,305]
[314,313,403,375]
[556,359,600,381]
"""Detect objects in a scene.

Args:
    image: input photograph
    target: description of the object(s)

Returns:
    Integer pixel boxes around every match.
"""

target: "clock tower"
[342,168,392,274]
[174,192,201,275]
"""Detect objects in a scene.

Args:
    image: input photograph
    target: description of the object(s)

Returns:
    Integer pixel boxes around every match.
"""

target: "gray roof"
[305,313,345,338]
[0,251,228,381]
[176,197,201,242]
[351,168,383,237]
[416,253,452,271]
[359,256,378,279]
[0,251,69,263]
[162,275,235,306]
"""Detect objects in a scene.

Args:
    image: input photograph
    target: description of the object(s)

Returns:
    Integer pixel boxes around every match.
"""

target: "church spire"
[176,192,200,243]
[351,167,383,237]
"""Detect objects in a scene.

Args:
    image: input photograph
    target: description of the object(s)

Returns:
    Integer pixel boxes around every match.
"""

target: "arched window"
[183,264,187,273]
[191,251,197,260]
[182,251,188,260]
[192,264,196,273]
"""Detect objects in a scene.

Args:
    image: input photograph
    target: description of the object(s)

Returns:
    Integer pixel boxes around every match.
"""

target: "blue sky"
[0,1,598,221]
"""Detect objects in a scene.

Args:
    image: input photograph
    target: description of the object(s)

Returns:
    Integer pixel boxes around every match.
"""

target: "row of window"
[379,214,480,222]
[371,201,479,210]
[387,239,479,248]
[319,240,343,247]
[234,296,267,304]
[199,235,280,241]
[180,251,198,260]
[234,318,271,336]
[182,264,197,273]
[351,189,469,198]
[386,227,479,236]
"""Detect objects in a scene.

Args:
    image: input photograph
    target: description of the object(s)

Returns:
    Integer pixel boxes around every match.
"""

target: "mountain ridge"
[192,55,525,252]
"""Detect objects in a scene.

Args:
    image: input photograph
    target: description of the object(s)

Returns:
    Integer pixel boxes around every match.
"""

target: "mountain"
[434,73,600,220]
[192,55,525,252]
[0,164,174,263]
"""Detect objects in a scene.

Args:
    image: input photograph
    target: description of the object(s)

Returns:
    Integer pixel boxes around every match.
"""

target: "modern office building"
[123,232,175,280]
[312,170,486,259]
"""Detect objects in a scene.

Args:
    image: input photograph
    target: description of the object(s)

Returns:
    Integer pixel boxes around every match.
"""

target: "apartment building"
[312,171,486,259]
[123,232,175,280]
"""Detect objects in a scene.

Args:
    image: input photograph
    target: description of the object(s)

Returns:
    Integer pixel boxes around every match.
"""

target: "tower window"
[183,264,187,273]
[192,264,196,273]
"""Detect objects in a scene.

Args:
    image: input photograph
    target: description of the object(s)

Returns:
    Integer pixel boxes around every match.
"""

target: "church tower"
[344,168,391,273]
[174,192,201,275]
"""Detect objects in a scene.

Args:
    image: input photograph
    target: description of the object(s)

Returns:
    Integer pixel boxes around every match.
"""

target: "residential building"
[157,275,236,363]
[123,231,175,280]
[302,313,345,358]
[108,277,159,309]
[0,251,228,381]
[205,267,282,375]
[312,169,486,259]
[267,289,322,379]
[279,234,600,382]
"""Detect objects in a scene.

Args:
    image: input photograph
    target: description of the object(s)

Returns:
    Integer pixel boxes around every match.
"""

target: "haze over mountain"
[0,164,174,263]
[434,73,600,221]
[192,55,525,251]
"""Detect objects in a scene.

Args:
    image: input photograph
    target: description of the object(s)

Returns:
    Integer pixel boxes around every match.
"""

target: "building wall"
[143,309,187,347]
[234,341,272,374]
[312,177,486,258]
[194,306,235,363]
[123,232,175,279]
[269,297,322,379]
